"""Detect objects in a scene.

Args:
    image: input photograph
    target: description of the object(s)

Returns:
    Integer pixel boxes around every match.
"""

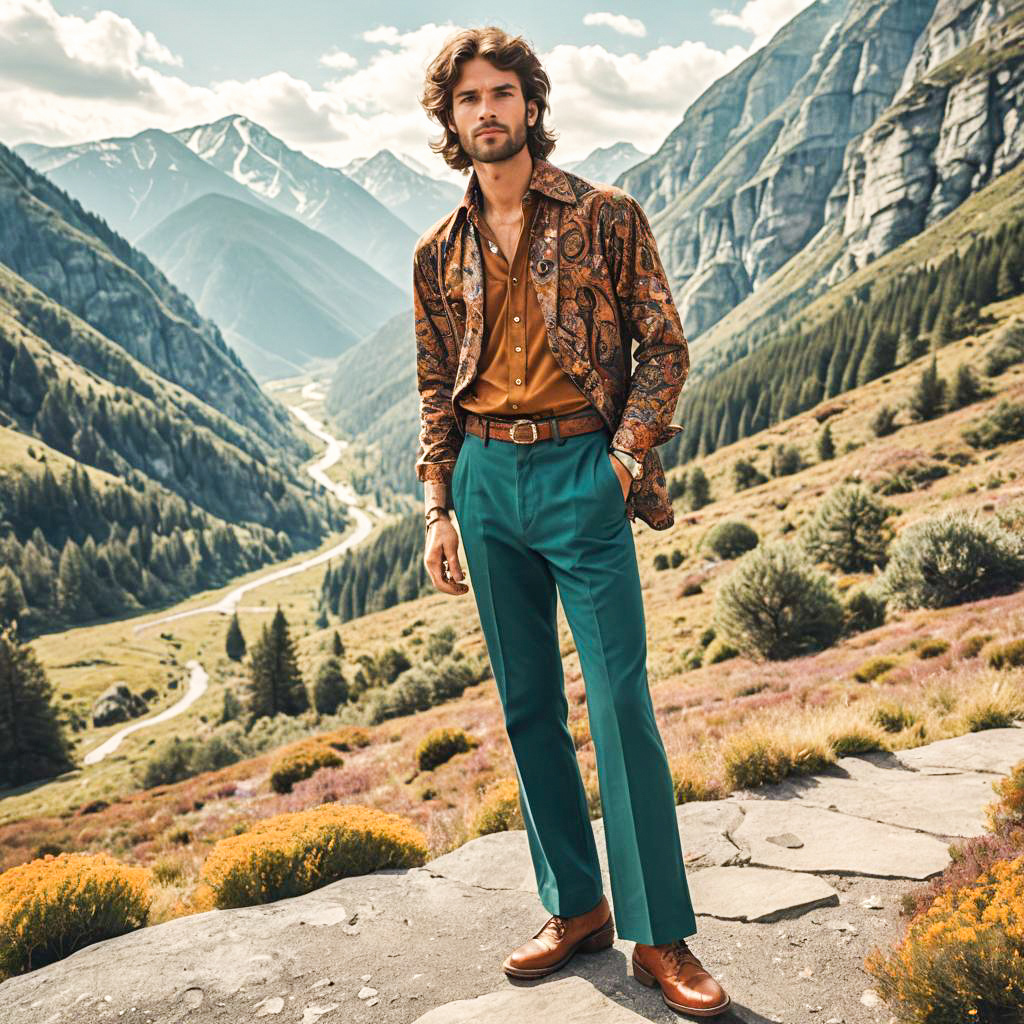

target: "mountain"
[563,141,649,184]
[14,128,266,244]
[341,148,463,234]
[620,0,1024,351]
[685,0,1024,377]
[138,193,409,381]
[0,140,299,453]
[325,308,419,496]
[0,140,345,632]
[172,115,416,292]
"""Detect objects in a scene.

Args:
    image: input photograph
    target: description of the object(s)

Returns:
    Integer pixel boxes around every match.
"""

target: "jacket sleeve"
[606,193,689,465]
[413,241,462,514]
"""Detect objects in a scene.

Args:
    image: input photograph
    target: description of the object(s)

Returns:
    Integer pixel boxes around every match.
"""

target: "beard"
[463,116,529,164]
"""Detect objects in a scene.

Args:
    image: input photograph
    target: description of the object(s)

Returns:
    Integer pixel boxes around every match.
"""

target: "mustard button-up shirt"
[456,189,592,421]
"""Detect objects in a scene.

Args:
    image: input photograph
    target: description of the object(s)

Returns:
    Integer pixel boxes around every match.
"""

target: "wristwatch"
[609,448,643,480]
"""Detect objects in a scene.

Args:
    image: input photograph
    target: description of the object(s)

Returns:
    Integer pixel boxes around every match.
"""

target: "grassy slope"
[2,306,1022,914]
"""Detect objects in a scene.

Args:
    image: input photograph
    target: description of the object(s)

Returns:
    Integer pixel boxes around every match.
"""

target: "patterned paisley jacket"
[413,156,689,531]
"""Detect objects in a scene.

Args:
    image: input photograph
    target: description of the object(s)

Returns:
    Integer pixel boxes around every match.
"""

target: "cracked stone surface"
[410,974,649,1023]
[1,727,1021,1024]
[689,866,840,923]
[729,800,952,879]
[756,753,995,838]
[894,727,1024,775]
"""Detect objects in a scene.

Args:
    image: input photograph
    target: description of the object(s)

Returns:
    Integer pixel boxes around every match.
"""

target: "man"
[412,26,730,1019]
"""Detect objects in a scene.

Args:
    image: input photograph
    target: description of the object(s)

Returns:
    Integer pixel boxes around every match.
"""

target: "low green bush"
[842,583,887,634]
[879,509,1024,610]
[701,520,759,560]
[962,399,1024,448]
[714,542,844,660]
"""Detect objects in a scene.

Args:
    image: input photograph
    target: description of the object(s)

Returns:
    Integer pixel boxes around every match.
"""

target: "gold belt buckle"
[508,418,539,443]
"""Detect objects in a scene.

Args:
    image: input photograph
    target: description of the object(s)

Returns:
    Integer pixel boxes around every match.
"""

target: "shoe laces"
[544,915,569,939]
[664,938,698,972]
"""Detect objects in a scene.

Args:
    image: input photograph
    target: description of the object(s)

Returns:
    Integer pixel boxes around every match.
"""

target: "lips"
[477,128,504,136]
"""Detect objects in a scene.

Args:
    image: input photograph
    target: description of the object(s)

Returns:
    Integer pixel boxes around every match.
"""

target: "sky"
[0,0,816,181]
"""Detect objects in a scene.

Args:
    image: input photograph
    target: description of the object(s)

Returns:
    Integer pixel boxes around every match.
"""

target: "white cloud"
[0,0,183,102]
[582,12,647,38]
[540,40,749,157]
[0,4,750,178]
[319,48,358,71]
[711,0,816,48]
[361,25,403,46]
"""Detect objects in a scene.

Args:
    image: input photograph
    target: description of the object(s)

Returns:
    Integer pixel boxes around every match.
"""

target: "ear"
[527,99,539,126]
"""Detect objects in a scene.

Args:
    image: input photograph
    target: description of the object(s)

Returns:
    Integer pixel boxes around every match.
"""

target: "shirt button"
[512,277,518,284]
[515,378,522,385]
[511,403,518,409]
[514,346,522,352]
[513,315,520,323]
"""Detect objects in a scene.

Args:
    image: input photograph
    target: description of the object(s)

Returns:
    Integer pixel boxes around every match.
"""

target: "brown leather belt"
[462,408,606,444]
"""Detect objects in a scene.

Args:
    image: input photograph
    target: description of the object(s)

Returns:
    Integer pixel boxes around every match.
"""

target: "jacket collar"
[444,156,576,251]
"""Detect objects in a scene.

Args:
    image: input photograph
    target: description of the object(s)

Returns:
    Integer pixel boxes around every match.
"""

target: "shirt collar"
[445,156,576,251]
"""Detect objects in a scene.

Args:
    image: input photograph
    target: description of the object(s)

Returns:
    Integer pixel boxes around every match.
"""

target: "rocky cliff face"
[621,0,1024,340]
[828,0,1024,282]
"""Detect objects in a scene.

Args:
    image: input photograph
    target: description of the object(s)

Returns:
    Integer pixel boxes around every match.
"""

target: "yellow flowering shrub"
[415,727,479,771]
[865,855,1024,1023]
[0,852,151,980]
[268,740,344,794]
[318,726,372,751]
[470,778,524,836]
[988,760,1024,831]
[199,803,428,908]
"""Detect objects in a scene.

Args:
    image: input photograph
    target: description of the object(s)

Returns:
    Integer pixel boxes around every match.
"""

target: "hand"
[607,452,632,502]
[424,517,470,595]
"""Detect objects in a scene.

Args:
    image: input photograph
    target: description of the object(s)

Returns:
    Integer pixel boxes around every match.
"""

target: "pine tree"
[0,622,75,787]
[56,541,94,621]
[0,568,27,624]
[817,422,836,461]
[857,324,897,385]
[220,688,242,724]
[225,611,246,661]
[331,630,344,657]
[907,355,947,422]
[997,250,1020,299]
[932,301,955,348]
[688,467,711,510]
[247,606,307,720]
[312,656,348,715]
[951,363,985,409]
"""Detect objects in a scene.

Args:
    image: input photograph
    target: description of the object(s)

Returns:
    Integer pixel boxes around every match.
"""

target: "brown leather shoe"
[501,894,614,978]
[632,939,730,1017]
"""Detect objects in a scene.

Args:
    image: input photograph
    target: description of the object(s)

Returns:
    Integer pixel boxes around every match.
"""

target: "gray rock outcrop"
[2,727,1019,1024]
[90,684,149,728]
[620,0,1024,344]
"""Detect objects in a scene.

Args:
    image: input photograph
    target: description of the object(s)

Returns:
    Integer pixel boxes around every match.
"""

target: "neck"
[474,150,533,220]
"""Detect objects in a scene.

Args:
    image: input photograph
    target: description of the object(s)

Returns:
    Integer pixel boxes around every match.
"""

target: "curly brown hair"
[419,26,558,172]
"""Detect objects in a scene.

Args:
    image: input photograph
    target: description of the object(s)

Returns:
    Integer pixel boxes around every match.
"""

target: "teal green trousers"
[450,421,697,945]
